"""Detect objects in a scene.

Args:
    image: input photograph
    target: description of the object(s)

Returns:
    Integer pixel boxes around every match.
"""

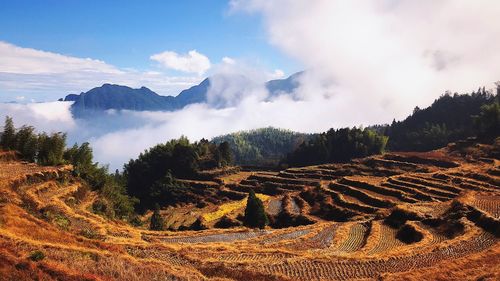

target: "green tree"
[64,142,94,175]
[15,125,38,162]
[474,102,500,142]
[0,116,16,150]
[37,132,67,166]
[243,189,268,229]
[149,204,164,231]
[217,141,233,167]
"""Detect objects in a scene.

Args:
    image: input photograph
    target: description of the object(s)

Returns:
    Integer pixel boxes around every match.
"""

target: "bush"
[396,224,423,244]
[29,250,45,262]
[214,215,241,228]
[149,206,164,231]
[190,217,208,230]
[129,215,143,227]
[243,189,268,229]
[79,228,101,240]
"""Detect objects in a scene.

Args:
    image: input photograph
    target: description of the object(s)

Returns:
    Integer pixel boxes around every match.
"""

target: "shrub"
[79,228,101,240]
[214,215,241,228]
[149,205,164,231]
[29,250,45,262]
[190,217,208,230]
[129,215,143,227]
[396,224,423,244]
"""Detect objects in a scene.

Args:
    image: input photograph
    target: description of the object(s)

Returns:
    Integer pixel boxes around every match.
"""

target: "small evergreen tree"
[218,141,233,167]
[149,204,164,231]
[0,116,16,150]
[243,189,268,229]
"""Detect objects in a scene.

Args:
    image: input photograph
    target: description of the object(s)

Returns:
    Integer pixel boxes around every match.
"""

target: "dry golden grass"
[0,148,498,280]
[202,193,270,222]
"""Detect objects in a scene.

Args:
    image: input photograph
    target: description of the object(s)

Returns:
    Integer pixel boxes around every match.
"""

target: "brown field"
[0,142,499,280]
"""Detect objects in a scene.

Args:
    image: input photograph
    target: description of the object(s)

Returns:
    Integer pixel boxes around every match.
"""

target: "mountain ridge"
[65,72,302,116]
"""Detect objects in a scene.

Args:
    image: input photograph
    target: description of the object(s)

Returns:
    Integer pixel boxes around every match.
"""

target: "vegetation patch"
[396,224,423,244]
[202,193,269,223]
[28,251,45,262]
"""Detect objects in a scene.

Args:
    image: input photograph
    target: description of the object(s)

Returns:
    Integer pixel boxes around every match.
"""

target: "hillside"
[0,139,498,280]
[211,127,312,166]
[386,89,499,151]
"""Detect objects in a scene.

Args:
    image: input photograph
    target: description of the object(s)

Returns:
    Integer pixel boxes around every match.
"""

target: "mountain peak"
[65,72,303,117]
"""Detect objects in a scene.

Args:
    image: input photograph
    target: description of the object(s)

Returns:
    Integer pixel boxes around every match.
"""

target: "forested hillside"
[385,86,499,151]
[286,127,388,167]
[212,127,312,166]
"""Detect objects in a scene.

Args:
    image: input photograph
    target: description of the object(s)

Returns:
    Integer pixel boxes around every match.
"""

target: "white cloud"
[231,0,500,123]
[0,41,202,102]
[270,69,285,79]
[222,56,236,65]
[0,102,75,133]
[0,41,121,75]
[150,50,211,75]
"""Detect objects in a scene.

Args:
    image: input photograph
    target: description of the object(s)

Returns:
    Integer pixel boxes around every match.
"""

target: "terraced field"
[0,144,498,280]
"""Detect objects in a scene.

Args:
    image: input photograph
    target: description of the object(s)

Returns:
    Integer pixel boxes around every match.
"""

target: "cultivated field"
[0,143,498,280]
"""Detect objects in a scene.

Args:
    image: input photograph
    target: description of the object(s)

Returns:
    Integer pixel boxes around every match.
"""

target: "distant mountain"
[266,71,303,97]
[63,94,80,102]
[64,72,302,116]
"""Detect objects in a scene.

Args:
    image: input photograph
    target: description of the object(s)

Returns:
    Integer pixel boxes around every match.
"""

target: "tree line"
[0,116,137,220]
[285,127,388,167]
[212,127,311,166]
[124,137,232,212]
[384,85,499,151]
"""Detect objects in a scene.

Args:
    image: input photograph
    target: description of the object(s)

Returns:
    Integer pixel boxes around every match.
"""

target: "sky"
[1,0,499,169]
[0,0,297,101]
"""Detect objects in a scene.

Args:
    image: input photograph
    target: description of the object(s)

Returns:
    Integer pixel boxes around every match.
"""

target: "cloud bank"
[231,0,500,121]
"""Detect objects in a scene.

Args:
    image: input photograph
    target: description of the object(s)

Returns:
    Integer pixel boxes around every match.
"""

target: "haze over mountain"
[65,72,303,116]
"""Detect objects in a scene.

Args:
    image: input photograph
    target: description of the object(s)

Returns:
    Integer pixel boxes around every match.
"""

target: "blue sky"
[0,0,295,72]
[0,0,300,101]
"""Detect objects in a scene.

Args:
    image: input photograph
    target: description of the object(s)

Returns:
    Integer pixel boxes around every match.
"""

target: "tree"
[15,125,38,162]
[243,189,268,229]
[474,102,500,142]
[286,127,387,167]
[217,141,233,167]
[64,142,94,176]
[172,143,198,177]
[37,132,67,166]
[149,204,164,231]
[0,116,16,150]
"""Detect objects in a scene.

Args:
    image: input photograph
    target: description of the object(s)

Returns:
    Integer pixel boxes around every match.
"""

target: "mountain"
[64,72,302,116]
[266,71,303,96]
[70,84,177,114]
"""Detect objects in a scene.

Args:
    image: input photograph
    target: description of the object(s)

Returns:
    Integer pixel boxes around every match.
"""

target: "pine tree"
[243,189,268,229]
[149,204,164,231]
[0,116,16,150]
[15,125,38,162]
[218,141,233,167]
